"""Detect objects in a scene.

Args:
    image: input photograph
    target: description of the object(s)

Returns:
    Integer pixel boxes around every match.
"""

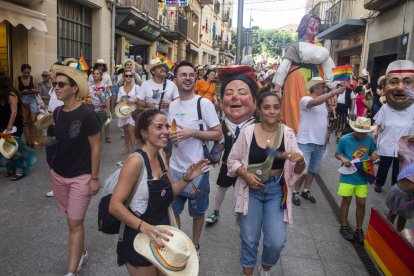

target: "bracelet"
[91,177,99,181]
[242,170,248,179]
[183,174,192,183]
[137,220,143,232]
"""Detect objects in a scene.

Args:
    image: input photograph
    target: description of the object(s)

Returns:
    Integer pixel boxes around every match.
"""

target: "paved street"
[1,121,411,276]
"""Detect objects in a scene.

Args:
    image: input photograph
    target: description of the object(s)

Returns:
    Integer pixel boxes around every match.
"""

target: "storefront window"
[57,0,92,65]
[0,22,9,74]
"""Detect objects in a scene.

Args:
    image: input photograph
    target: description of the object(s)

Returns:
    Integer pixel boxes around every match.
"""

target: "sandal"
[11,173,26,181]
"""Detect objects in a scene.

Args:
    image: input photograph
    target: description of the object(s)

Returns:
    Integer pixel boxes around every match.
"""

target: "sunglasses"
[124,75,133,78]
[55,82,72,88]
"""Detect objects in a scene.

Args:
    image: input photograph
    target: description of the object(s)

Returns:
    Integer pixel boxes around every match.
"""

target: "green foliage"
[252,29,297,58]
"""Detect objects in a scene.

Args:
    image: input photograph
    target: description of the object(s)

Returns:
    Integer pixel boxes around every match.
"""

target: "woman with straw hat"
[116,69,140,154]
[50,64,101,276]
[0,73,36,181]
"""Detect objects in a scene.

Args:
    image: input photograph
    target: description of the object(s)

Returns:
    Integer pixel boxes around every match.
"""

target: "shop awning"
[116,6,166,42]
[0,0,47,32]
[316,19,365,40]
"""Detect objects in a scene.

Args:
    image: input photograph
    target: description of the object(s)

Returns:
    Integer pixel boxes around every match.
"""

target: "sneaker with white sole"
[292,192,301,206]
[195,244,200,263]
[205,210,219,224]
[46,191,54,197]
[259,265,271,276]
[77,249,88,272]
[64,273,76,276]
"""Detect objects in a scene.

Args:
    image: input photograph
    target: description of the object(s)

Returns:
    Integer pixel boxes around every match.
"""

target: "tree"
[252,29,297,59]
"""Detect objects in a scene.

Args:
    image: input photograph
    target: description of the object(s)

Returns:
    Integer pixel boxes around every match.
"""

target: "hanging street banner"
[165,0,189,7]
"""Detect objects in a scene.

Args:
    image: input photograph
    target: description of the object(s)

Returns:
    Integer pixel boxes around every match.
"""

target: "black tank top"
[248,133,285,169]
[18,76,35,92]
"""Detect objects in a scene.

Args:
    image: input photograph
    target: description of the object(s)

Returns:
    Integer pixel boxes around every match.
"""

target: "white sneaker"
[77,249,88,272]
[259,266,271,276]
[46,191,54,197]
[64,273,76,276]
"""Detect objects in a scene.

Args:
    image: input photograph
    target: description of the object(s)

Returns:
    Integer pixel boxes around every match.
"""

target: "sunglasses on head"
[55,82,72,88]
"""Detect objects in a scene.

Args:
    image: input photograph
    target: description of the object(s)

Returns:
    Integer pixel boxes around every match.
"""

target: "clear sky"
[231,0,307,29]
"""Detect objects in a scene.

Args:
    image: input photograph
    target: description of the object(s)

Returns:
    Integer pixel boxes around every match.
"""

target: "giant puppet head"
[384,60,414,110]
[218,65,257,124]
[297,14,321,40]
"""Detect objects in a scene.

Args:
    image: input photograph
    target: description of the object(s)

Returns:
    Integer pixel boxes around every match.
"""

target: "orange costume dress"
[273,40,335,133]
[194,79,216,102]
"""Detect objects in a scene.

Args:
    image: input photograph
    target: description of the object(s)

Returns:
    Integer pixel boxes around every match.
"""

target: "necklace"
[260,124,277,144]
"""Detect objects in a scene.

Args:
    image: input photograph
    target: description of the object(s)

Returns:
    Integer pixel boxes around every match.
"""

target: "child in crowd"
[335,117,377,244]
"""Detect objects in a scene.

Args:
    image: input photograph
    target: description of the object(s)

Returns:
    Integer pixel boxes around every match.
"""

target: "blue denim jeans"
[21,94,39,114]
[239,175,286,268]
[171,169,210,218]
[298,143,324,174]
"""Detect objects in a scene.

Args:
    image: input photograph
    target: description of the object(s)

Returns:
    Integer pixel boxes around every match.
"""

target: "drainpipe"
[107,0,116,74]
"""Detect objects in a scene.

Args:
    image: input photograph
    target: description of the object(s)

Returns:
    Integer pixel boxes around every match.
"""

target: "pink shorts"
[50,169,92,220]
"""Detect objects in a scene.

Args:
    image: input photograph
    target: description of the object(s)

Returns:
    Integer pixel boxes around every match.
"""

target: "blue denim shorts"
[21,94,39,114]
[298,143,324,174]
[171,169,210,218]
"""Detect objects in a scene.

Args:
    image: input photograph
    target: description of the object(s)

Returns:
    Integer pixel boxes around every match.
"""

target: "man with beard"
[373,60,414,193]
[205,65,257,224]
[168,61,223,259]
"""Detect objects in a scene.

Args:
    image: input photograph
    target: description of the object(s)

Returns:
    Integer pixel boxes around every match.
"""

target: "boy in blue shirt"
[335,117,378,244]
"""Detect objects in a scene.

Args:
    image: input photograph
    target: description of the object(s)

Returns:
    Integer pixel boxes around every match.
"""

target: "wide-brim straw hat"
[95,58,106,64]
[306,77,327,91]
[114,102,136,118]
[349,117,376,133]
[377,75,386,87]
[379,95,387,105]
[51,65,89,98]
[0,137,18,159]
[133,225,198,276]
[34,113,54,130]
[62,58,78,66]
[146,58,165,73]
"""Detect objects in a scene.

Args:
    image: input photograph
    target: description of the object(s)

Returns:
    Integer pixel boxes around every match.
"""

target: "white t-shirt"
[168,95,221,173]
[47,87,63,112]
[296,96,328,145]
[337,92,346,104]
[88,72,113,87]
[117,84,140,102]
[138,79,179,114]
[374,104,414,157]
[351,91,357,114]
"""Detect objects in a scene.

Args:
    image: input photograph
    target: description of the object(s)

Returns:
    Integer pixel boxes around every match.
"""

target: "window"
[0,22,9,74]
[57,0,92,65]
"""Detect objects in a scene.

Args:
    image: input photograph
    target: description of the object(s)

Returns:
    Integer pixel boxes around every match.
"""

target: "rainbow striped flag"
[77,55,89,71]
[156,53,175,71]
[354,160,376,184]
[280,177,287,210]
[332,65,353,81]
[365,208,414,275]
[0,132,17,144]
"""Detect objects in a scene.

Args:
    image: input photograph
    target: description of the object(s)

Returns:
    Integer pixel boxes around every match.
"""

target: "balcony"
[199,0,213,4]
[316,0,366,40]
[222,9,230,22]
[364,0,405,11]
[212,40,219,48]
[163,13,188,40]
[214,1,220,14]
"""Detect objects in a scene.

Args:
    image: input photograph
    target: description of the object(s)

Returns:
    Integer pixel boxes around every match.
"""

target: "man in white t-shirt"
[293,77,345,206]
[168,61,223,258]
[137,58,179,115]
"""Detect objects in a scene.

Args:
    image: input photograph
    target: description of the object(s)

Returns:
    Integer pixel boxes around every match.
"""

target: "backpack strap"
[158,80,168,110]
[197,97,204,131]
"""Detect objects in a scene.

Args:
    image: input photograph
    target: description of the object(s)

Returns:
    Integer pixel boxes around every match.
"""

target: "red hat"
[218,65,258,97]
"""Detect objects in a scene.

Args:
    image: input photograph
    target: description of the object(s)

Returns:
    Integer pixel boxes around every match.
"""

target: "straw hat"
[133,225,198,276]
[95,58,106,64]
[114,102,136,118]
[34,113,54,130]
[0,137,19,159]
[146,58,165,74]
[62,58,78,67]
[379,95,387,105]
[377,75,386,87]
[349,117,376,133]
[51,65,89,98]
[306,77,327,91]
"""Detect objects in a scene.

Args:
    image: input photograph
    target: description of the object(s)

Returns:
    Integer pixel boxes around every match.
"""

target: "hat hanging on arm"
[114,102,136,118]
[0,135,19,159]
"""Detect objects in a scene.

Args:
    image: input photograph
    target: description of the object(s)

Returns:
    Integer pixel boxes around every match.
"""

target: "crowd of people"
[1,13,414,276]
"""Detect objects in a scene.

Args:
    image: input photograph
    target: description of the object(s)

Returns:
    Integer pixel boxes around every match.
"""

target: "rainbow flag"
[280,177,287,210]
[354,160,376,184]
[0,132,17,144]
[156,53,175,71]
[365,208,414,275]
[77,55,89,71]
[332,65,353,81]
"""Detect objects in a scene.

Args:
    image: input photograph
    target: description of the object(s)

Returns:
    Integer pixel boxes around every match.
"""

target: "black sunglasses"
[124,74,133,78]
[55,82,72,88]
